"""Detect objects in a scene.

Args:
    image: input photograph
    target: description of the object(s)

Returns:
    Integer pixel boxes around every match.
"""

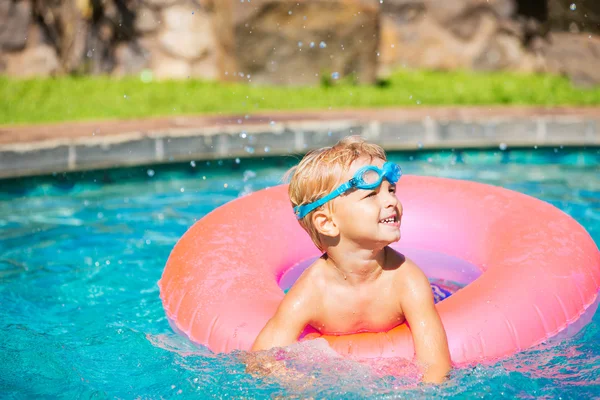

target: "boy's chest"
[312,286,406,335]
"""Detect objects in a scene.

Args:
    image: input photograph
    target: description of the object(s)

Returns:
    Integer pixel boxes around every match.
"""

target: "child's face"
[331,157,402,247]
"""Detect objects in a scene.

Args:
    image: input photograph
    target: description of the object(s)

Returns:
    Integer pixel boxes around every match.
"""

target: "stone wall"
[0,0,222,79]
[1,0,599,85]
[379,0,545,75]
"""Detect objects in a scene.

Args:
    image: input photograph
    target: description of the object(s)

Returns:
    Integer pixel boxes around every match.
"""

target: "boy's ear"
[312,209,339,238]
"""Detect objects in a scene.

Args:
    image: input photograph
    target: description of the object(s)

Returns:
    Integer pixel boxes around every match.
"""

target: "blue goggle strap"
[293,181,354,219]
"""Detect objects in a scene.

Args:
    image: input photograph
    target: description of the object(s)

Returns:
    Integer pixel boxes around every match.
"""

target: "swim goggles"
[293,162,402,219]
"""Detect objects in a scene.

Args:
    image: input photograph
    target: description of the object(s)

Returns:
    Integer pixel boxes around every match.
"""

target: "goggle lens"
[361,169,381,185]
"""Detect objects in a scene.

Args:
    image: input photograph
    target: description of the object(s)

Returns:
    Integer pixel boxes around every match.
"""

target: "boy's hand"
[243,350,316,390]
[244,352,288,378]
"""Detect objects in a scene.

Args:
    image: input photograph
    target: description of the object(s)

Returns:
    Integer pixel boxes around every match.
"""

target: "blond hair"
[286,136,387,251]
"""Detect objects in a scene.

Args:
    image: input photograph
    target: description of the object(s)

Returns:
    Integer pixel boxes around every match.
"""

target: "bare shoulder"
[280,258,327,313]
[386,249,431,299]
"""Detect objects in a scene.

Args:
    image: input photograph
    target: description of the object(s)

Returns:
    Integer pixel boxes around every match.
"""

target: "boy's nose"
[384,190,400,208]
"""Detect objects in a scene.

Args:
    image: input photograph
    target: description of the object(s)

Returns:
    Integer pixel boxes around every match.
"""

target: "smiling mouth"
[379,215,399,225]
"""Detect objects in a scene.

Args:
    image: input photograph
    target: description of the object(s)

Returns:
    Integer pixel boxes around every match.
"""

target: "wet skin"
[251,157,451,383]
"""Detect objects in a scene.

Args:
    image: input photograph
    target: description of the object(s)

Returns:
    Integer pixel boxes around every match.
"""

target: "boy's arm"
[399,260,451,384]
[251,283,315,351]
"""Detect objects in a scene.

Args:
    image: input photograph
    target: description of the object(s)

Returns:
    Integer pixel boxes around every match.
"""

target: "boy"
[251,136,451,383]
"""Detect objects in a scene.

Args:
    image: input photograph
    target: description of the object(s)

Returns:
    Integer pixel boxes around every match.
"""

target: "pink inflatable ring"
[159,176,600,364]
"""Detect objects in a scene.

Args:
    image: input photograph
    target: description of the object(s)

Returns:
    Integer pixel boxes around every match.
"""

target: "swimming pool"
[1,147,599,398]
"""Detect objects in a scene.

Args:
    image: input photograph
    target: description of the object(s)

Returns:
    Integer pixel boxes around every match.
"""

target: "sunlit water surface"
[1,148,599,399]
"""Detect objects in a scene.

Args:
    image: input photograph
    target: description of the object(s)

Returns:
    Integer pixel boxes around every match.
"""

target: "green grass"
[2,70,600,125]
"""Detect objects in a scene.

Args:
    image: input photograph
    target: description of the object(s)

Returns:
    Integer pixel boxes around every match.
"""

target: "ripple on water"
[0,149,599,398]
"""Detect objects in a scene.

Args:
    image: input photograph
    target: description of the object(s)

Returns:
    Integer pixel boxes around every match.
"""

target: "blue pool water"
[1,147,599,398]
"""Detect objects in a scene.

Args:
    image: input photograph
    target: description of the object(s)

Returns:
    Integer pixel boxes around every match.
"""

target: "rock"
[113,41,151,76]
[473,32,539,71]
[2,44,59,76]
[151,50,192,79]
[380,0,545,73]
[32,0,90,73]
[144,0,180,8]
[191,51,219,80]
[225,0,379,85]
[544,32,600,87]
[135,6,161,33]
[158,4,215,60]
[0,0,32,52]
[24,23,47,49]
[380,1,500,71]
[548,0,600,35]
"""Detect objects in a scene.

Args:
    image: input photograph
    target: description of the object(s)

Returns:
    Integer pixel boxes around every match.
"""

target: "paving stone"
[74,138,156,169]
[379,122,427,148]
[438,121,490,141]
[1,108,600,179]
[0,146,69,178]
[546,120,595,142]
[225,129,292,157]
[302,125,366,150]
[163,134,215,161]
[493,120,538,142]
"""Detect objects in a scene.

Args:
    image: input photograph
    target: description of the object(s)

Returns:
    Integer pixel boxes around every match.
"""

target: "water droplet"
[240,131,247,139]
[298,41,303,47]
[288,10,292,15]
[331,71,340,80]
[245,146,255,154]
[310,41,315,48]
[202,176,206,180]
[190,160,196,167]
[147,169,155,177]
[192,11,194,14]
[269,120,276,126]
[319,41,327,48]
[224,183,229,188]
[180,187,185,192]
[123,94,128,99]
[235,158,241,164]
[570,3,576,11]
[499,143,508,151]
[264,146,270,153]
[417,142,423,149]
